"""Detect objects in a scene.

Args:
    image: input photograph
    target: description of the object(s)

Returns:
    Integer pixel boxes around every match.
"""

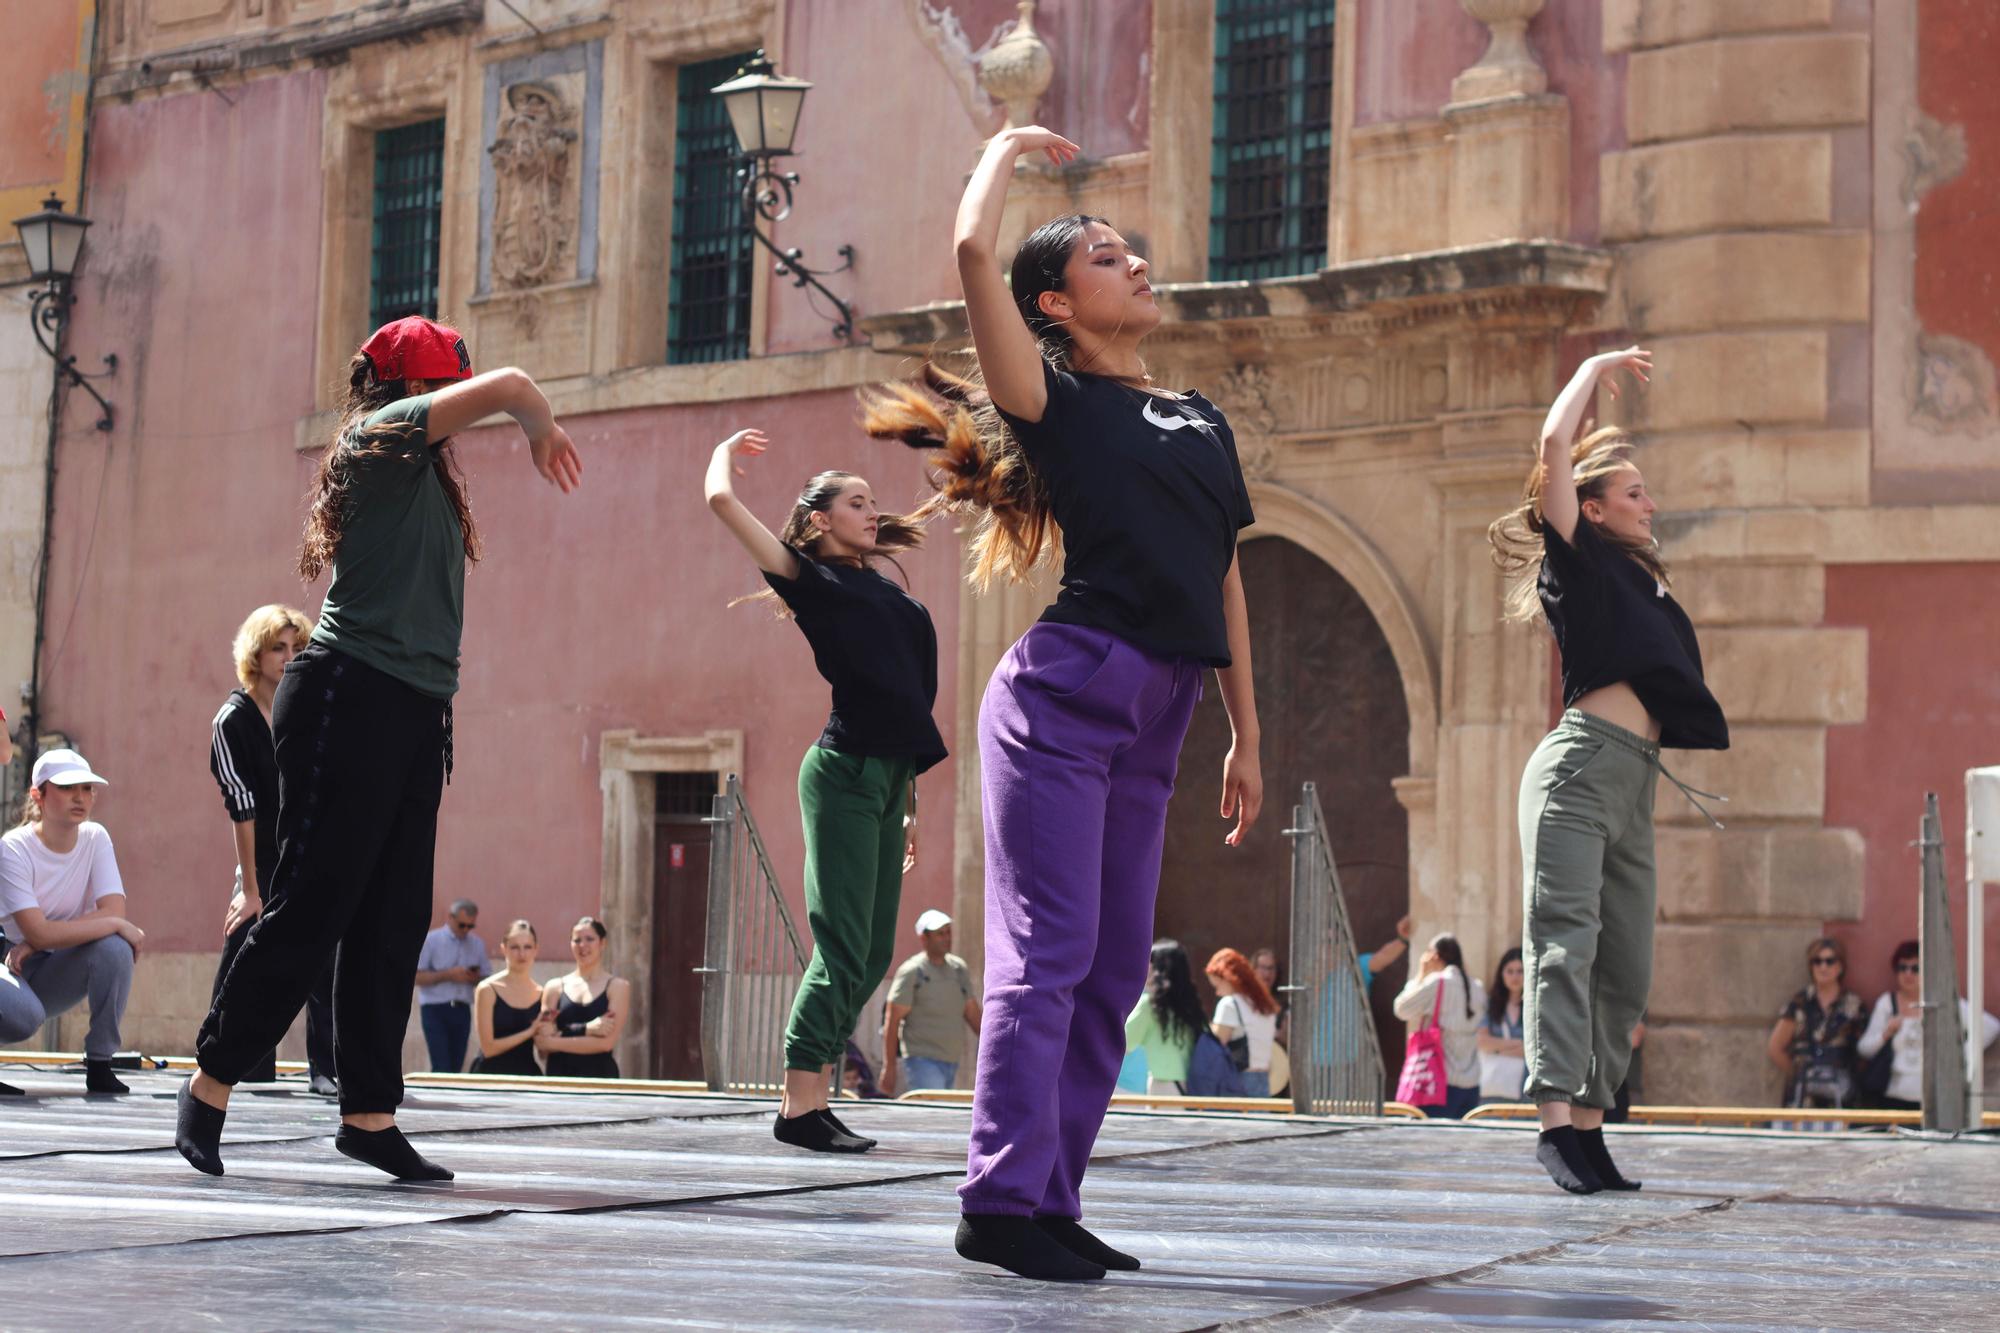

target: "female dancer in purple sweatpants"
[868,124,1263,1280]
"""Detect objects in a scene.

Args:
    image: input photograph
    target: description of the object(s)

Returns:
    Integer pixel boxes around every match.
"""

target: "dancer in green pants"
[1488,347,1728,1195]
[705,427,946,1154]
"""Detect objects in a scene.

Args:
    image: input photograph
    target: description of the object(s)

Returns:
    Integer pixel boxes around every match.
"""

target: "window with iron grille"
[656,771,719,822]
[370,118,447,331]
[668,52,757,365]
[1210,1,1336,282]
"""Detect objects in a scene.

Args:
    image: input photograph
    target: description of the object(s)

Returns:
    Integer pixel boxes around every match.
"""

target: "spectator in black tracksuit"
[209,604,337,1095]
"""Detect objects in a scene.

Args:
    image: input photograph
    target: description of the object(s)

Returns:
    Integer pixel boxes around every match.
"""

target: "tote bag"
[1395,983,1446,1106]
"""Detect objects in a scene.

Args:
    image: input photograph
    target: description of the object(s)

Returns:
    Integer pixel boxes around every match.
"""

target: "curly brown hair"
[299,352,482,581]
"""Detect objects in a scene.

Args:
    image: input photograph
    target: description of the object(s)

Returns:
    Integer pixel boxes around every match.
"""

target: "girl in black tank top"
[537,917,628,1080]
[472,919,547,1077]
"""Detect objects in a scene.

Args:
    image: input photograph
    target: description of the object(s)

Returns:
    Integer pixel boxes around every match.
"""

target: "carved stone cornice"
[99,0,483,98]
[860,240,1612,354]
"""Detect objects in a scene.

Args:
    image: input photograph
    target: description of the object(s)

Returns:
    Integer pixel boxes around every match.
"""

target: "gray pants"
[0,935,134,1060]
[1518,710,1658,1111]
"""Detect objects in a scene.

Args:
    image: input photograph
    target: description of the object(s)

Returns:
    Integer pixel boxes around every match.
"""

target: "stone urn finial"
[1452,0,1549,103]
[978,0,1054,131]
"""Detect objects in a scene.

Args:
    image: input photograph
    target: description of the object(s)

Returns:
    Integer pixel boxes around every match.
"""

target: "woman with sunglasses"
[1855,940,2000,1111]
[1766,937,1865,1112]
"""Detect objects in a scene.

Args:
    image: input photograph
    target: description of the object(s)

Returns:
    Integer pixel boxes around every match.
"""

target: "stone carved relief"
[1209,363,1296,480]
[489,81,580,289]
[1911,331,1998,431]
[1903,112,1968,207]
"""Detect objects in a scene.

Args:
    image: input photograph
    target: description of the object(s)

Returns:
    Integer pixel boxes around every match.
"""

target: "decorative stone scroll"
[489,80,581,289]
[1209,362,1296,481]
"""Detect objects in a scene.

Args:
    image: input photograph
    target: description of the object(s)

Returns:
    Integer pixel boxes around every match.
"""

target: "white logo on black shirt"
[1141,397,1218,441]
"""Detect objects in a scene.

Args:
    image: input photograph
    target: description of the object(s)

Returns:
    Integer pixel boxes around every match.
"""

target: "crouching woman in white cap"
[0,748,144,1095]
[882,908,981,1096]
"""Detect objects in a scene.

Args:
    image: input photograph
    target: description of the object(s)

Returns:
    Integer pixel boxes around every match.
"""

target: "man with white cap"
[881,908,981,1095]
[0,748,144,1094]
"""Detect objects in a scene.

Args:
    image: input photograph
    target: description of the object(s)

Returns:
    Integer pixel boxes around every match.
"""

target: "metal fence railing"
[1920,792,1970,1132]
[697,774,810,1094]
[1281,781,1385,1116]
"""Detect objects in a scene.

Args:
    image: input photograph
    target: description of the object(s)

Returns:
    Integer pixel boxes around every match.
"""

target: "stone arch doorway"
[1156,535,1413,1087]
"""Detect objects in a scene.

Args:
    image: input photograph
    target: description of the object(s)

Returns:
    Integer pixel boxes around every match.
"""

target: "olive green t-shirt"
[311,394,465,698]
[887,951,974,1062]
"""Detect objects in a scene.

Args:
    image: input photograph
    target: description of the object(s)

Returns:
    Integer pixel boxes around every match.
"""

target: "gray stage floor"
[0,1067,1994,1330]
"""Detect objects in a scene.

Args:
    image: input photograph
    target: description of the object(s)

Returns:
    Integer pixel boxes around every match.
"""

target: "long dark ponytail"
[1432,933,1475,1021]
[1146,939,1209,1046]
[300,352,481,581]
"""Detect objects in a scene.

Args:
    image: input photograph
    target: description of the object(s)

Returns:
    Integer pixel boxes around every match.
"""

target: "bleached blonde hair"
[232,604,314,689]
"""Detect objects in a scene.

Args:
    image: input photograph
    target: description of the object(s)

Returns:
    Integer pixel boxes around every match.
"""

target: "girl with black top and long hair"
[472,919,548,1077]
[864,124,1263,1280]
[1489,346,1728,1194]
[537,916,629,1079]
[177,316,581,1180]
[705,428,946,1154]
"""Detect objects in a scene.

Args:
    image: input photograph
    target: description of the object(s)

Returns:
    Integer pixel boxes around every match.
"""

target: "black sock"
[773,1109,870,1154]
[85,1060,128,1095]
[175,1081,226,1176]
[1035,1215,1140,1271]
[334,1125,453,1181]
[1576,1127,1641,1190]
[817,1108,876,1148]
[955,1214,1107,1281]
[0,1079,22,1096]
[1535,1126,1603,1195]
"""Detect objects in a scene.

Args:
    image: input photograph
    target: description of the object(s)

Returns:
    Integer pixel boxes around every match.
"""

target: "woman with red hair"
[1206,948,1280,1097]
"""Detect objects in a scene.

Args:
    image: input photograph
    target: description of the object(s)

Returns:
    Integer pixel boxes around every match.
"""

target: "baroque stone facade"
[17,1,1998,1107]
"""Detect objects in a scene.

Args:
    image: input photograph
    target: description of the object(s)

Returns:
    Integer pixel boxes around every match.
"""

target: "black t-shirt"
[995,362,1256,666]
[209,688,279,895]
[1539,520,1729,750]
[762,546,947,774]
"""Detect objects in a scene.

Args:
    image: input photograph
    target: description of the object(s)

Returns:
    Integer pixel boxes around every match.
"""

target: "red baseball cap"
[360,316,473,384]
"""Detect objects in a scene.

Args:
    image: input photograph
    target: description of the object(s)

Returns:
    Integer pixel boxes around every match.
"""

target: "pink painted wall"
[52,69,959,977]
[767,0,1149,354]
[1352,0,1620,243]
[0,0,83,189]
[1823,565,2000,1016]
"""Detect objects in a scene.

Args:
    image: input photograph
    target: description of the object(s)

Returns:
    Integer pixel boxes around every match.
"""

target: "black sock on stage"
[773,1109,870,1154]
[334,1125,453,1181]
[1576,1127,1641,1190]
[175,1081,226,1176]
[955,1214,1107,1282]
[817,1108,875,1149]
[84,1060,128,1095]
[1035,1215,1140,1271]
[1535,1126,1603,1195]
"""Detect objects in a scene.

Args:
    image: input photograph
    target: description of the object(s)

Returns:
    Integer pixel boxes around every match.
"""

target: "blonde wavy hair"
[1487,427,1669,624]
[232,604,314,689]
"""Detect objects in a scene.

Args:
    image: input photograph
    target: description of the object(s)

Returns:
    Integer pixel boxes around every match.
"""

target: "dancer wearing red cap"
[177,316,581,1181]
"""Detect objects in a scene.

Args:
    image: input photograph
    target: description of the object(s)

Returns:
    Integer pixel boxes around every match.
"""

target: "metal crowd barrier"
[697,774,811,1095]
[1280,781,1386,1116]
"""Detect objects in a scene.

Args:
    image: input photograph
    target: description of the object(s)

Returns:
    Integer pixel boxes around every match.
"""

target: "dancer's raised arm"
[704,429,798,579]
[1538,347,1650,542]
[954,126,1079,422]
[426,368,582,493]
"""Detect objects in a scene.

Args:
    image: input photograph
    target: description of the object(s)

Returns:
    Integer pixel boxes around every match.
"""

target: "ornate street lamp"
[11,194,116,431]
[711,51,856,343]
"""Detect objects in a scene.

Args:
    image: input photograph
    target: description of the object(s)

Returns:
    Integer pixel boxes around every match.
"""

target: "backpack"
[1186,1031,1248,1097]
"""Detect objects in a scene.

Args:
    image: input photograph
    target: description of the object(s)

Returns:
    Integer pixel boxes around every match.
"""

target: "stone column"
[1599,6,1873,1104]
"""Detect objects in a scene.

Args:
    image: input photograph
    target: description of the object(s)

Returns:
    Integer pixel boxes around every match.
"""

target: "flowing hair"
[730,470,930,617]
[860,213,1165,590]
[1145,939,1210,1047]
[300,352,481,581]
[1487,427,1669,624]
[1206,947,1279,1017]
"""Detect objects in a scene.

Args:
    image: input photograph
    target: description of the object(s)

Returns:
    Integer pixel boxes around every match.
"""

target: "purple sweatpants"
[960,623,1202,1218]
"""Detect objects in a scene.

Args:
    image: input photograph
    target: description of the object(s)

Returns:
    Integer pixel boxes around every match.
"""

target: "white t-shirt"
[1857,990,2000,1105]
[1213,993,1280,1072]
[0,822,126,939]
